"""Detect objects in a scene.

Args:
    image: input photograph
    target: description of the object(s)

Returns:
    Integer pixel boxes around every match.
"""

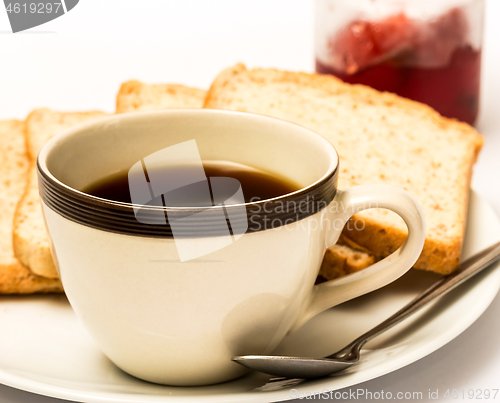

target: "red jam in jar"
[315,5,482,125]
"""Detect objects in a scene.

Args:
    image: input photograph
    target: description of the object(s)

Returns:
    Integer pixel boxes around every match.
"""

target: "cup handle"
[290,184,426,332]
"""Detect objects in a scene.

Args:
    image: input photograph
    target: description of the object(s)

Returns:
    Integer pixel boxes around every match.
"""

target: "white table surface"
[0,1,499,401]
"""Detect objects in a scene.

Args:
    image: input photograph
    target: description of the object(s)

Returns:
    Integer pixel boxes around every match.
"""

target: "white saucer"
[0,190,499,403]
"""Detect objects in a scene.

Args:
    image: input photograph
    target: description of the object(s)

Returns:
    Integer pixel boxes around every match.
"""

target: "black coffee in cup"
[84,160,300,205]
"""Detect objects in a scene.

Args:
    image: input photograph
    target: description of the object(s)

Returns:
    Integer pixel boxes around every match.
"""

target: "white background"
[0,1,499,401]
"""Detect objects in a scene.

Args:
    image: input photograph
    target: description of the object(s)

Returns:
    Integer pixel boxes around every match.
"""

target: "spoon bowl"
[232,355,355,379]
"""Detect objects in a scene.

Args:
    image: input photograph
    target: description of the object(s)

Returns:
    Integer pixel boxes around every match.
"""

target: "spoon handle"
[330,241,500,360]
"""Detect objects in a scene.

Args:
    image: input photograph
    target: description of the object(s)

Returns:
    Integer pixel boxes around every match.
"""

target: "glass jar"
[315,0,484,125]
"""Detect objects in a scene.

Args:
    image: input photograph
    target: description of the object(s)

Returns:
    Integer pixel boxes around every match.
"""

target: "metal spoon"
[233,241,500,379]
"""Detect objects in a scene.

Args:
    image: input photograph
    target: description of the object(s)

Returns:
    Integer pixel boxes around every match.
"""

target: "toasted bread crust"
[116,80,206,113]
[205,64,484,275]
[13,109,108,279]
[320,235,377,280]
[25,108,107,159]
[13,164,59,278]
[0,261,63,294]
[205,64,483,152]
[0,119,62,293]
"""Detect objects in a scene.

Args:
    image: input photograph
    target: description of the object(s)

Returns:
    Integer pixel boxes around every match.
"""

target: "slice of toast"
[116,80,206,113]
[319,235,377,280]
[0,120,62,293]
[13,109,108,279]
[204,64,483,275]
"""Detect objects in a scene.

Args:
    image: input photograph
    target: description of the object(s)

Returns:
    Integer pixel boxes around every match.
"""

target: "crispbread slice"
[319,235,377,280]
[0,120,62,293]
[204,64,483,274]
[24,108,107,159]
[13,109,108,279]
[116,80,206,113]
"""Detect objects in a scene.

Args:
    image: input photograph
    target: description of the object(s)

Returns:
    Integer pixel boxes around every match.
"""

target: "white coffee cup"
[37,109,425,386]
